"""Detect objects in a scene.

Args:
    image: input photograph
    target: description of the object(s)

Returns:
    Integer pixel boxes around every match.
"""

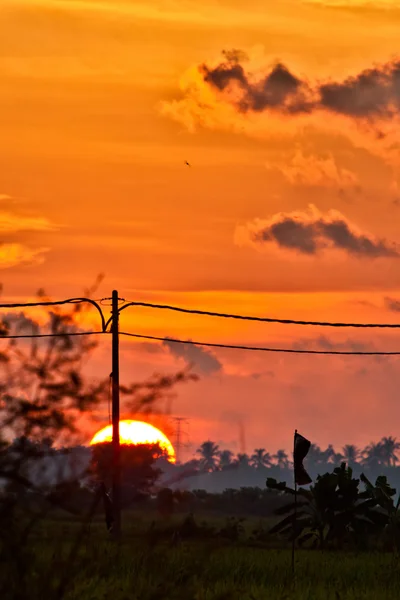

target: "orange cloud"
[0,211,57,233]
[265,150,360,189]
[0,243,49,269]
[160,64,245,135]
[0,195,57,268]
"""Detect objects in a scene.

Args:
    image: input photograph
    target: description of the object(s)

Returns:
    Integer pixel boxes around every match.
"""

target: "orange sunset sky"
[2,0,400,458]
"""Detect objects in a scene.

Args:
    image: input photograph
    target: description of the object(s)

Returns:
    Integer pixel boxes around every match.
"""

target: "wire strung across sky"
[0,297,399,329]
[0,331,106,340]
[0,328,399,356]
[121,301,400,329]
[0,297,399,355]
[119,332,400,356]
[0,299,86,309]
[0,298,107,332]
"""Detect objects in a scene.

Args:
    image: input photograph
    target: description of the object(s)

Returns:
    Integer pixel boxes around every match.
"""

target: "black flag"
[293,431,312,486]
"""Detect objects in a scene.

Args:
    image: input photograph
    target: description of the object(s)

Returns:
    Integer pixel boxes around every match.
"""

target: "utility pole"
[175,417,182,463]
[111,290,121,538]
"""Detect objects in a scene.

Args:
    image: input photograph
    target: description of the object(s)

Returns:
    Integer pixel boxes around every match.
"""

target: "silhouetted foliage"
[267,463,396,550]
[196,441,220,472]
[90,442,163,505]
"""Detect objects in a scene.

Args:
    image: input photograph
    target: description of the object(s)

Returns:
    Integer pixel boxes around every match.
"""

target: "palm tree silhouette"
[218,449,234,470]
[307,444,325,465]
[379,436,400,467]
[236,453,251,467]
[196,441,220,472]
[342,444,360,466]
[362,441,384,468]
[250,448,272,469]
[273,449,290,469]
[322,444,338,464]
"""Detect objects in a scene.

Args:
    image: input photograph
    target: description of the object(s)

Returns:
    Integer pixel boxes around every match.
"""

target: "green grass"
[5,512,400,600]
[32,543,400,600]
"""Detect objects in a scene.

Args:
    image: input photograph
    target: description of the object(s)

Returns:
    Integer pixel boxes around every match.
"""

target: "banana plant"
[267,463,389,549]
[360,473,400,550]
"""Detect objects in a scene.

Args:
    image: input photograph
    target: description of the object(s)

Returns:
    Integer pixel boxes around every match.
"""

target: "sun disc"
[90,420,175,462]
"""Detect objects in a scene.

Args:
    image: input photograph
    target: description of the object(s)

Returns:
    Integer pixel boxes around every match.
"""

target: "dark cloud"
[135,342,165,355]
[200,60,311,114]
[247,207,399,258]
[163,339,222,375]
[384,296,400,312]
[251,371,275,380]
[292,335,371,353]
[199,51,400,120]
[319,63,400,118]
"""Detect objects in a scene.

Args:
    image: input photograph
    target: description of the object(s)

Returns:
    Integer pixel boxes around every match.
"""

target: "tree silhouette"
[306,444,325,466]
[0,297,103,446]
[196,441,220,472]
[379,437,400,467]
[250,448,272,469]
[219,449,234,470]
[90,442,163,504]
[342,444,360,466]
[362,441,384,468]
[273,449,290,469]
[322,444,340,464]
[236,453,251,468]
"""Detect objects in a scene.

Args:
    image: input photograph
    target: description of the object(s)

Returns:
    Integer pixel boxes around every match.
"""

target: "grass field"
[4,511,400,600]
[62,544,400,600]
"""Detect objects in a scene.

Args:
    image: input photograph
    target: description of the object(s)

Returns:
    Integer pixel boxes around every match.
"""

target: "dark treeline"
[5,435,400,497]
[159,437,400,493]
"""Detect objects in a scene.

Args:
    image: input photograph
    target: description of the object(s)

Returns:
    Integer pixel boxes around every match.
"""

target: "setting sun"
[90,420,176,462]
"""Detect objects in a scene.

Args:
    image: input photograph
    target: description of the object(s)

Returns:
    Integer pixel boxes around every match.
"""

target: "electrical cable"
[0,331,107,339]
[0,297,107,331]
[118,301,400,329]
[119,331,400,356]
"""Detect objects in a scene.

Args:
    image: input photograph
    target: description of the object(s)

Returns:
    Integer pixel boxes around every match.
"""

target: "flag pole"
[291,429,311,575]
[292,429,297,575]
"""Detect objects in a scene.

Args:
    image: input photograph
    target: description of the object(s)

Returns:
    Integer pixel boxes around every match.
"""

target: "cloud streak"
[291,335,371,353]
[0,211,57,233]
[265,150,360,190]
[163,339,222,375]
[0,243,49,269]
[199,51,400,120]
[384,297,400,312]
[236,206,399,258]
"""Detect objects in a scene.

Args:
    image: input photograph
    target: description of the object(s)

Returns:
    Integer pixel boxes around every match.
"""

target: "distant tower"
[238,420,246,455]
[172,417,189,463]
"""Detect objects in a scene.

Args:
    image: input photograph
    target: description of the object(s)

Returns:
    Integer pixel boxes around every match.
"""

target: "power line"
[119,301,400,329]
[2,328,396,355]
[0,331,106,340]
[119,331,400,356]
[2,296,400,330]
[0,297,107,331]
[0,298,92,309]
[1,296,399,353]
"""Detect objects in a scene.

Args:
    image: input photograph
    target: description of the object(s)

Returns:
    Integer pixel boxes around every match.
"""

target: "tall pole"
[111,290,121,538]
[292,429,297,576]
[175,418,182,464]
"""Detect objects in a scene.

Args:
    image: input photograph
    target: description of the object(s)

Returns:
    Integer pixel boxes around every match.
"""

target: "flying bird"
[184,160,191,167]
